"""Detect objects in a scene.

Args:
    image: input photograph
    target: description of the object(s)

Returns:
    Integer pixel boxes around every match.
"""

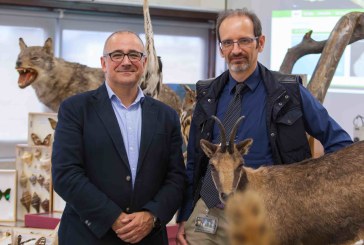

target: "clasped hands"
[112,211,154,244]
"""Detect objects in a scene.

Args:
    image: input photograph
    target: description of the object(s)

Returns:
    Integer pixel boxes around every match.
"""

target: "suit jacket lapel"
[91,84,130,169]
[137,97,158,172]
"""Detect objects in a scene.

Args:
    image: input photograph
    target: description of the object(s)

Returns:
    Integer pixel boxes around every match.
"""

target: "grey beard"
[229,62,249,73]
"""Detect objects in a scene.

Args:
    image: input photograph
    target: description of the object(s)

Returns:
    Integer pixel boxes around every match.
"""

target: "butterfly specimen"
[48,117,57,130]
[31,133,52,146]
[0,188,11,201]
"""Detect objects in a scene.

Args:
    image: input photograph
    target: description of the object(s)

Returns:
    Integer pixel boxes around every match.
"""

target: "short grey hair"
[103,30,145,54]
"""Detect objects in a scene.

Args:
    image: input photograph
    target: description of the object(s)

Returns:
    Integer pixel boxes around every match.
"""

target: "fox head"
[16,38,54,88]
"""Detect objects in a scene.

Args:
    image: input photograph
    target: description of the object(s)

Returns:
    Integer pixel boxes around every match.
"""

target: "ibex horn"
[228,116,245,154]
[211,116,227,153]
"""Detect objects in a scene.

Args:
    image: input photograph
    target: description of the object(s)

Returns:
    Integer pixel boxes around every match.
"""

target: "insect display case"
[28,113,57,147]
[15,145,52,221]
[10,226,56,245]
[14,112,57,221]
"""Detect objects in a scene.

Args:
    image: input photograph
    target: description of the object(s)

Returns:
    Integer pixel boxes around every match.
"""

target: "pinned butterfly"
[0,188,11,201]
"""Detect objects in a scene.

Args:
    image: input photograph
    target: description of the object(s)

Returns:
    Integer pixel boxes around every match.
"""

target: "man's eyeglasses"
[220,37,259,50]
[104,51,144,63]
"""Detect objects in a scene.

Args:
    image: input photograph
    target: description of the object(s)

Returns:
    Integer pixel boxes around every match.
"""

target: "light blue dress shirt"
[105,82,144,188]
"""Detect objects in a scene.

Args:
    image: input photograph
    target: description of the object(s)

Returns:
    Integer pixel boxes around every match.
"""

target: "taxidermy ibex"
[201,116,364,245]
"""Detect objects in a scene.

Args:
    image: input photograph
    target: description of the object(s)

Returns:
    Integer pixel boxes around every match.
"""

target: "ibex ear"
[236,138,253,156]
[200,139,218,158]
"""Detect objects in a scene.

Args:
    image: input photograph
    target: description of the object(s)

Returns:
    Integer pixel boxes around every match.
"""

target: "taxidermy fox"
[16,38,104,112]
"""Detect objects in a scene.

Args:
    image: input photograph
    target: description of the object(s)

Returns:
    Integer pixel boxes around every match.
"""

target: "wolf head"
[16,38,55,89]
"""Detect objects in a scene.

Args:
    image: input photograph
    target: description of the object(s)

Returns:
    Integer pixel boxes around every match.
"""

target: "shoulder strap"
[271,71,302,85]
[196,78,215,96]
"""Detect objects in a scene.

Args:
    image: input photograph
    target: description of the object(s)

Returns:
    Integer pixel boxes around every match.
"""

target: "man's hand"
[112,212,130,232]
[176,221,188,245]
[115,211,154,244]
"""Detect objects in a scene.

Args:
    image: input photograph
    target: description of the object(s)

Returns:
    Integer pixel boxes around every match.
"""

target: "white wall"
[324,91,363,139]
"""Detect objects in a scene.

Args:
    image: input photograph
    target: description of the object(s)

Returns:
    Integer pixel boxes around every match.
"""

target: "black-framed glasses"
[104,51,144,63]
[220,37,259,50]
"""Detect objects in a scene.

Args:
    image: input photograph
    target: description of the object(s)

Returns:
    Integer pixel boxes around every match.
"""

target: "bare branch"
[279,12,364,82]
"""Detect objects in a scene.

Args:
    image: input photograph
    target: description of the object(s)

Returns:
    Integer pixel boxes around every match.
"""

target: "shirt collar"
[105,81,145,106]
[227,65,261,94]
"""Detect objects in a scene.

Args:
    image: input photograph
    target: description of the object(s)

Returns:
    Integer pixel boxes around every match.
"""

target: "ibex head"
[200,116,253,204]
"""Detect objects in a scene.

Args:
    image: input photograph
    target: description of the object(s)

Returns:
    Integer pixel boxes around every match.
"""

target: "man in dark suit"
[52,30,186,244]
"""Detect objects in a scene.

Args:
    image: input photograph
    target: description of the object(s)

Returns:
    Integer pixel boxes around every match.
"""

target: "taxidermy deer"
[200,116,364,245]
[15,0,181,114]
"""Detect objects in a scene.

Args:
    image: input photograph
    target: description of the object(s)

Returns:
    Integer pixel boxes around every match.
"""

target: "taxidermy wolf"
[15,37,180,113]
[16,37,104,112]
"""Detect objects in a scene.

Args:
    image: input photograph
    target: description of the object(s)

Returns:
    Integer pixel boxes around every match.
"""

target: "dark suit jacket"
[52,83,186,244]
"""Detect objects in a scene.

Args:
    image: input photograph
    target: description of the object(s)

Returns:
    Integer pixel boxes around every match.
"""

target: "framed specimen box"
[0,226,12,245]
[16,145,52,220]
[28,112,57,147]
[11,227,56,245]
[0,170,17,222]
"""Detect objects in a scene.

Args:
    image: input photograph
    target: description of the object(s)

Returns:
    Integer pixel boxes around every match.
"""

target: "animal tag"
[194,214,218,234]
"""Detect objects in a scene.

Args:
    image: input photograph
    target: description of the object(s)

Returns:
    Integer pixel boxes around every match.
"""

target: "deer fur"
[200,116,364,245]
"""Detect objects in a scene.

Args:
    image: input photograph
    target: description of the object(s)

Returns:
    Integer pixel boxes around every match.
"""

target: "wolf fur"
[16,38,104,112]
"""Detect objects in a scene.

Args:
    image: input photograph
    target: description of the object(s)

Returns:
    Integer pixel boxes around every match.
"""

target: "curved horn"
[211,116,227,153]
[228,116,245,154]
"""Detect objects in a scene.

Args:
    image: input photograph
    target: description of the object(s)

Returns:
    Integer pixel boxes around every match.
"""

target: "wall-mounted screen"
[271,9,364,90]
